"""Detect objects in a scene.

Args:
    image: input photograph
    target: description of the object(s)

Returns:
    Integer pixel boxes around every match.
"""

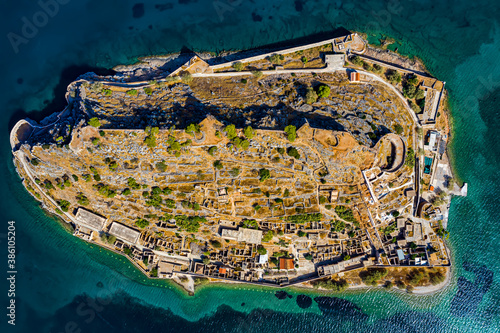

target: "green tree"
[135,218,150,229]
[224,124,237,140]
[284,125,297,142]
[58,200,70,212]
[229,167,240,177]
[405,147,416,168]
[208,146,217,156]
[257,246,267,255]
[232,62,244,71]
[259,168,271,182]
[262,230,274,242]
[386,70,402,84]
[252,70,263,79]
[244,126,255,139]
[126,89,138,96]
[213,160,223,170]
[350,55,364,66]
[287,147,300,159]
[88,117,101,128]
[185,123,200,135]
[305,87,318,104]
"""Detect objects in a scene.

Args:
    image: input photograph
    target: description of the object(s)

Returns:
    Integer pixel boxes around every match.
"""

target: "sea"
[0,0,499,332]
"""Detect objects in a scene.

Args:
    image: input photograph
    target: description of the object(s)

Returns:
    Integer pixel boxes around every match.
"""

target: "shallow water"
[1,0,500,332]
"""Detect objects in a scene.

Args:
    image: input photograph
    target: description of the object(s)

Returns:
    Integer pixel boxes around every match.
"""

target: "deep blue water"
[1,0,500,332]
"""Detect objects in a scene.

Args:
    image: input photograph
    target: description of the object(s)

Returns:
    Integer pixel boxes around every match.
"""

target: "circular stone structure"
[374,133,406,173]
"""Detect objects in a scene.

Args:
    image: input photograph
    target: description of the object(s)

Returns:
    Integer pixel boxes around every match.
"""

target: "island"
[11,32,465,295]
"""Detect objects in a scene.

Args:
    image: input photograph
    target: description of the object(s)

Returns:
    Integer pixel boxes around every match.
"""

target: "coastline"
[10,31,456,298]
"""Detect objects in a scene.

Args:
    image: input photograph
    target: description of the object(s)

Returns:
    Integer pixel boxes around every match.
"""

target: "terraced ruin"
[11,33,453,291]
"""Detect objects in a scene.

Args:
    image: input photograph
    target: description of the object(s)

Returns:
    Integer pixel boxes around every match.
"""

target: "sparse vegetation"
[232,62,244,71]
[88,117,101,128]
[284,125,296,142]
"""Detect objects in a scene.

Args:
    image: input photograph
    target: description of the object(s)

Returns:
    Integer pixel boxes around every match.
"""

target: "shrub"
[386,70,402,84]
[127,177,141,190]
[360,268,388,286]
[305,87,318,104]
[415,88,425,100]
[122,188,131,196]
[331,219,346,232]
[156,161,167,172]
[213,160,223,170]
[144,126,159,148]
[252,70,263,79]
[102,88,112,96]
[232,62,244,71]
[244,126,255,139]
[88,117,101,128]
[175,215,206,232]
[407,74,419,85]
[240,78,247,84]
[58,200,70,212]
[257,246,267,255]
[405,147,416,168]
[126,89,138,96]
[334,205,357,223]
[181,72,193,83]
[403,83,417,98]
[185,123,201,135]
[373,63,384,74]
[317,84,331,98]
[224,124,237,140]
[410,100,422,113]
[76,194,89,206]
[268,54,282,64]
[287,147,301,159]
[207,146,217,156]
[143,87,153,95]
[394,124,403,134]
[312,279,349,291]
[301,56,308,64]
[229,167,240,177]
[210,240,222,248]
[284,125,296,142]
[285,213,322,224]
[258,168,271,182]
[100,233,116,245]
[242,219,259,229]
[262,230,274,242]
[94,184,116,198]
[135,218,150,229]
[350,55,364,66]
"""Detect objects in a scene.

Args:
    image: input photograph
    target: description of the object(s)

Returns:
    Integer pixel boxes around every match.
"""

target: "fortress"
[11,32,455,292]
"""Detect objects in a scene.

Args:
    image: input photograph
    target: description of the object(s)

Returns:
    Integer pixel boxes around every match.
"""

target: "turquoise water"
[1,0,500,332]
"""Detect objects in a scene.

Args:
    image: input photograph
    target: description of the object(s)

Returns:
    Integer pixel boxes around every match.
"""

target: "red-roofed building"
[279,258,294,270]
[350,72,360,82]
